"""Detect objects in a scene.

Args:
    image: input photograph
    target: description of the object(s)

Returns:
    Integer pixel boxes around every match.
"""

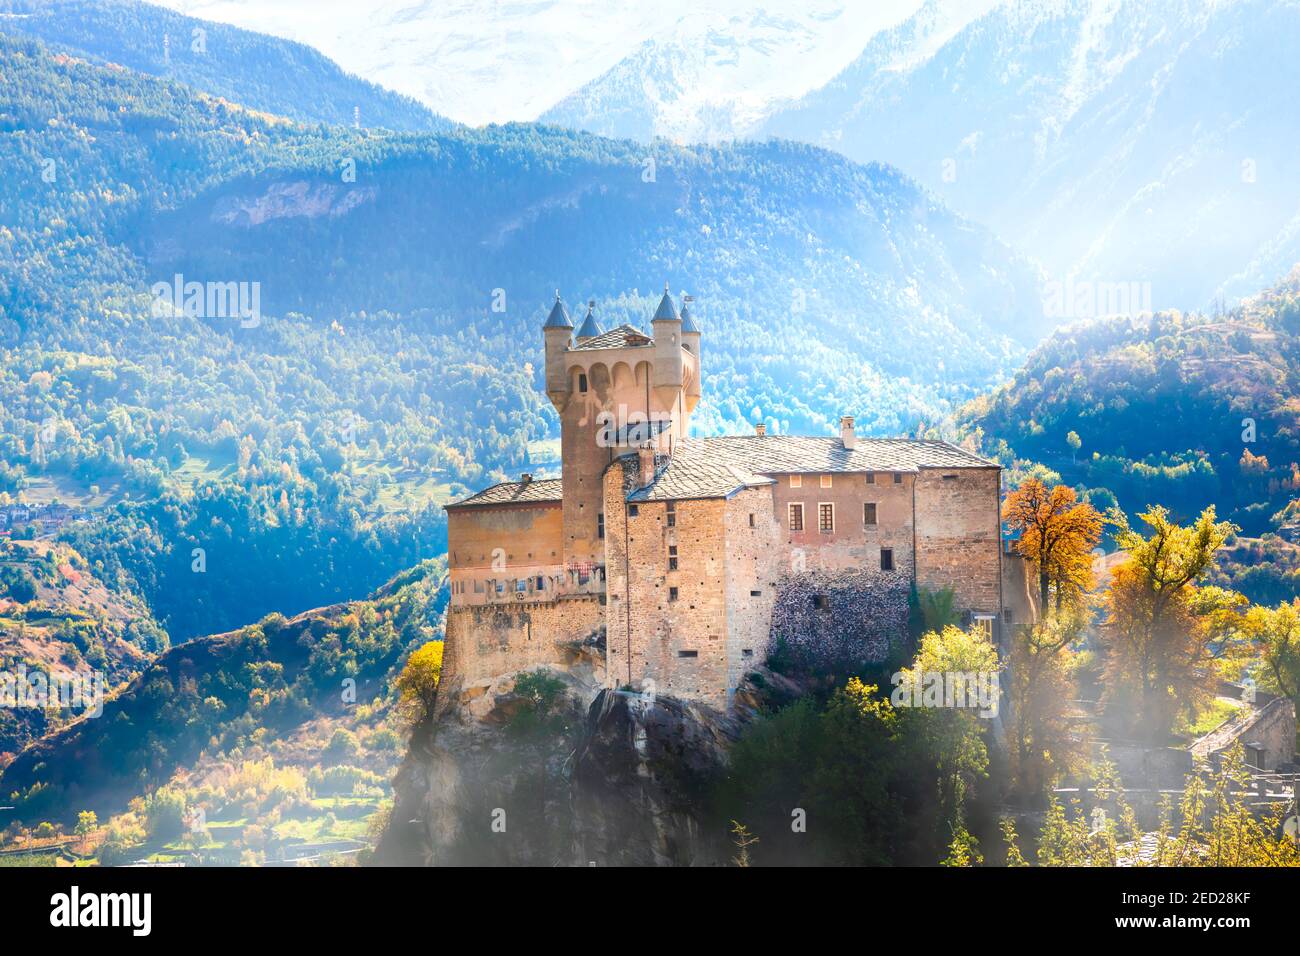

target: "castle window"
[494,580,504,594]
[1004,608,1015,626]
[789,474,802,488]
[666,501,676,527]
[893,472,902,484]
[812,594,829,610]
[750,589,761,597]
[668,545,678,571]
[818,503,835,533]
[788,503,804,532]
[669,586,679,602]
[820,474,832,489]
[742,649,754,658]
[536,576,544,591]
[629,505,639,517]
[865,472,875,484]
[880,548,894,571]
[748,513,755,527]
[864,502,877,525]
[578,373,589,393]
[678,650,698,658]
[516,579,527,592]
[597,513,605,539]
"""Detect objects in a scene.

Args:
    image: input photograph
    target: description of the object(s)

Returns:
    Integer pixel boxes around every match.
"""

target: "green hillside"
[958,269,1300,596]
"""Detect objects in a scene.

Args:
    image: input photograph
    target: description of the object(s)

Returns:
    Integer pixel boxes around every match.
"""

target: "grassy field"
[19,473,123,508]
[170,451,238,491]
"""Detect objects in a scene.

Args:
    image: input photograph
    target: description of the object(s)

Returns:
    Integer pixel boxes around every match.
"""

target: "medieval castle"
[442,287,1025,709]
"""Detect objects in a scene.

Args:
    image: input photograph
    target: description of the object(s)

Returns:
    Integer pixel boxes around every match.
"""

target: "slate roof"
[445,478,563,509]
[571,323,653,351]
[627,436,997,502]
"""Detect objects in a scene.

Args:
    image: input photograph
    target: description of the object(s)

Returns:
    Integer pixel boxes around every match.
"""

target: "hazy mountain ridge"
[759,0,1300,310]
[0,0,453,131]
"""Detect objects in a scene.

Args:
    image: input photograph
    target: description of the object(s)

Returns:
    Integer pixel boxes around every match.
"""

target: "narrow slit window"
[678,649,698,659]
[597,512,605,539]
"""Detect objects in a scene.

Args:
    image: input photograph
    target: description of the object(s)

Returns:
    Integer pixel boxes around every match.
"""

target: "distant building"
[442,288,1010,708]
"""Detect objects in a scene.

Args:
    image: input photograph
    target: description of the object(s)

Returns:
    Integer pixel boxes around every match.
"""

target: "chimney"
[520,472,532,484]
[754,422,766,437]
[840,416,856,450]
[637,442,657,488]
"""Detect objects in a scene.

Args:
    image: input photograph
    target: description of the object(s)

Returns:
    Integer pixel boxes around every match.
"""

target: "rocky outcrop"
[378,666,799,866]
[570,689,737,866]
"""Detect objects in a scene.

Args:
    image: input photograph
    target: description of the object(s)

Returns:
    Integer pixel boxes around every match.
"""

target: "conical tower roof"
[680,295,700,334]
[543,291,572,329]
[575,300,602,339]
[652,282,679,322]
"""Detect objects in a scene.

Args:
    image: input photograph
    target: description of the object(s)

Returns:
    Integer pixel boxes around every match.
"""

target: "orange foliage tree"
[1002,478,1103,615]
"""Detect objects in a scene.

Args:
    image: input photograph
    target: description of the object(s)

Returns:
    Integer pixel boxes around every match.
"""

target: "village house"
[441,287,1022,708]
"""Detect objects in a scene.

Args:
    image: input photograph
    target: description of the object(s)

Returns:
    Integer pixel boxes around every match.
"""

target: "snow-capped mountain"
[154,0,918,129]
[758,0,1300,309]
[152,0,1300,311]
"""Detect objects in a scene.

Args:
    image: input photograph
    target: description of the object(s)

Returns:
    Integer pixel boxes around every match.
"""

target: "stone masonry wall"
[723,487,780,694]
[440,597,604,713]
[913,468,1002,615]
[604,459,731,706]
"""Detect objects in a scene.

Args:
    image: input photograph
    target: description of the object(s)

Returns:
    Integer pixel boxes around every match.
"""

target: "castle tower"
[680,293,702,412]
[542,285,701,567]
[543,291,573,407]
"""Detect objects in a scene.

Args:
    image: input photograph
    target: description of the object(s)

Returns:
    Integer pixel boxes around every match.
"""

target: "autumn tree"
[1005,612,1086,802]
[394,640,443,726]
[1002,478,1103,615]
[1100,506,1240,741]
[1242,599,1300,704]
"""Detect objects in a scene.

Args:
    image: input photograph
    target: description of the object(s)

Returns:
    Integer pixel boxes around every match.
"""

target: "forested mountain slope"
[0,0,451,131]
[959,269,1300,541]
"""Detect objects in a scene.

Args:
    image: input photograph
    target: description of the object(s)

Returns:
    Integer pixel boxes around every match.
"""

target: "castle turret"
[575,300,602,345]
[651,283,684,411]
[680,293,701,410]
[543,291,573,408]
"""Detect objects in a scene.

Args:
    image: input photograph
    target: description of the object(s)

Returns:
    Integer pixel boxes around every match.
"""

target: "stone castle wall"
[440,598,604,714]
[913,468,1002,614]
[604,461,732,705]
